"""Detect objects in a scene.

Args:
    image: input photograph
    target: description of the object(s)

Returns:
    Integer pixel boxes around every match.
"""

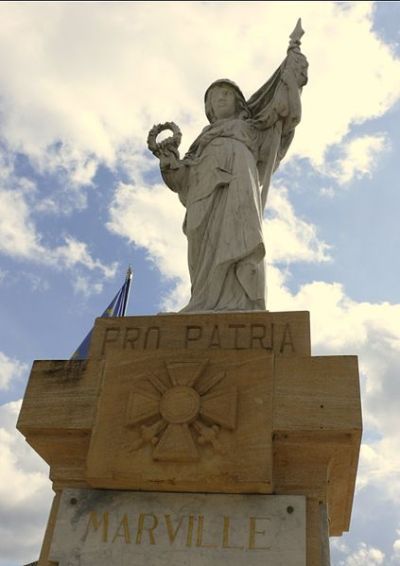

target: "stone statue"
[148,20,308,313]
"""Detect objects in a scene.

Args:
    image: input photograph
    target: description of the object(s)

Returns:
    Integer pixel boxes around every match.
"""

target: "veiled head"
[204,79,250,123]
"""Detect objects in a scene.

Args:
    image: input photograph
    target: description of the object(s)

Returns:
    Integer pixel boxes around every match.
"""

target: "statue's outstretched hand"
[158,146,181,171]
[282,52,308,89]
[147,122,182,171]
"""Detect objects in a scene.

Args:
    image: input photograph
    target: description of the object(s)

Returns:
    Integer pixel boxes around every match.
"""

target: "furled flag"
[71,267,133,360]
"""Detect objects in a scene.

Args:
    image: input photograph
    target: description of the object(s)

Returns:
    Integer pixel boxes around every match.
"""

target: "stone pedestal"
[17,311,362,565]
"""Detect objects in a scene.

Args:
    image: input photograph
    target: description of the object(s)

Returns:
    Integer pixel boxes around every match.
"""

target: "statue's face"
[209,84,237,120]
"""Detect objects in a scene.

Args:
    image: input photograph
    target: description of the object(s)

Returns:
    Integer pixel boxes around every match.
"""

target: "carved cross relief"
[125,361,238,462]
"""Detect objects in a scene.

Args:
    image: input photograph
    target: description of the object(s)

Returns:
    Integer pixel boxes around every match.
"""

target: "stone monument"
[148,19,308,313]
[17,20,361,566]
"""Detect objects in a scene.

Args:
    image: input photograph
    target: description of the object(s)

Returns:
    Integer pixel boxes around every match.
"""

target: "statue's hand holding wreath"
[147,122,182,171]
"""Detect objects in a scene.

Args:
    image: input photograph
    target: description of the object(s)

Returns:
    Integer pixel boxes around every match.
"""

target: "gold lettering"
[248,517,271,550]
[229,324,246,349]
[222,517,244,549]
[136,513,159,545]
[208,325,221,348]
[84,511,109,542]
[144,326,160,349]
[186,515,195,547]
[196,515,217,548]
[165,514,185,544]
[101,328,120,355]
[185,326,202,348]
[123,327,141,349]
[280,323,295,353]
[112,513,131,544]
[250,323,273,350]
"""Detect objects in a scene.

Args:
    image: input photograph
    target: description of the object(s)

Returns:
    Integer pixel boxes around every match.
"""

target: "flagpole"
[122,266,133,316]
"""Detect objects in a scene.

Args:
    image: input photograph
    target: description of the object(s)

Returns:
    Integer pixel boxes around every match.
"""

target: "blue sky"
[0,2,400,565]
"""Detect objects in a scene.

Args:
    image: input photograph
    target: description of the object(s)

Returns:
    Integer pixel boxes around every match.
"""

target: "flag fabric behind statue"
[71,268,132,360]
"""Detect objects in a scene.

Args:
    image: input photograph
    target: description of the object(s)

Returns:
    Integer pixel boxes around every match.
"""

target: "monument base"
[18,311,361,566]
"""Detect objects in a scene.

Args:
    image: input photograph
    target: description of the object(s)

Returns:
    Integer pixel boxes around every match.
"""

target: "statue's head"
[204,79,250,123]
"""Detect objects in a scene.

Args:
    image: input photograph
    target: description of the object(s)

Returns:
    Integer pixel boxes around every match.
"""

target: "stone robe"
[162,68,302,312]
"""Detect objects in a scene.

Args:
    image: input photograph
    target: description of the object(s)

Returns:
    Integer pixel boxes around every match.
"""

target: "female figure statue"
[149,20,308,313]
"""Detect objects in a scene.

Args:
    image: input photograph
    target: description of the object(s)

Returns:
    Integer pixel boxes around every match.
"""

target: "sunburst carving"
[125,360,237,462]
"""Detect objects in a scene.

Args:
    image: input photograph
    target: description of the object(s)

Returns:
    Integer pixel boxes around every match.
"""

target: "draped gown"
[161,65,303,313]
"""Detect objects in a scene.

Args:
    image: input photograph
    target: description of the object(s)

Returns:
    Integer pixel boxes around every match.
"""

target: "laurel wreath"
[147,122,182,157]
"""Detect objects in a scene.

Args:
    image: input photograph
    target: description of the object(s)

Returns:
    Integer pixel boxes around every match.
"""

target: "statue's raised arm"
[247,18,308,207]
[147,20,308,314]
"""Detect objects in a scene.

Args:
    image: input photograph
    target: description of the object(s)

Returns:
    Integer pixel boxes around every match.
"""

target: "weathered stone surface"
[17,358,104,487]
[49,489,306,566]
[273,355,361,536]
[17,310,361,566]
[17,312,361,538]
[86,350,274,493]
[148,22,307,313]
[88,311,311,358]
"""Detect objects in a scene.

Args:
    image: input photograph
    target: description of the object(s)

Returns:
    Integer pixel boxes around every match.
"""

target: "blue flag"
[71,267,132,360]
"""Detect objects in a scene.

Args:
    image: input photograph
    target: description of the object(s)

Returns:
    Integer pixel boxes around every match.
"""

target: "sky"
[0,1,399,564]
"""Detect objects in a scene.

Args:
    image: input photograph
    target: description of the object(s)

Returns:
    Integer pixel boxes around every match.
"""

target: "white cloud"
[265,186,330,264]
[0,400,53,565]
[73,274,103,297]
[0,2,398,184]
[292,4,400,168]
[332,534,400,566]
[338,542,385,565]
[108,182,188,282]
[392,533,400,558]
[326,135,389,185]
[52,237,117,278]
[0,182,116,278]
[0,148,116,278]
[0,185,43,258]
[161,279,191,314]
[357,434,400,506]
[106,180,192,311]
[0,352,27,391]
